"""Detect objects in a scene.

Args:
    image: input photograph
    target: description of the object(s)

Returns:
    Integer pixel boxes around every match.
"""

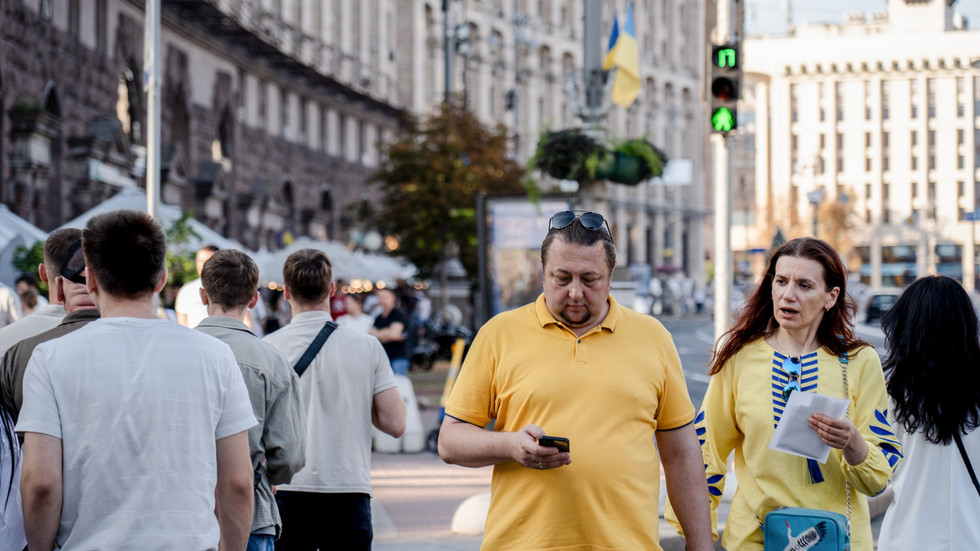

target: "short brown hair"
[200,249,259,308]
[283,248,332,305]
[44,227,83,276]
[82,209,167,299]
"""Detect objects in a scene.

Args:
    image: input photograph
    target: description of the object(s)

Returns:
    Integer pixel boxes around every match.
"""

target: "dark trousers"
[274,490,372,551]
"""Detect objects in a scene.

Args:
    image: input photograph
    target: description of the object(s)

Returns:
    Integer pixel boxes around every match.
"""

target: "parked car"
[864,288,902,323]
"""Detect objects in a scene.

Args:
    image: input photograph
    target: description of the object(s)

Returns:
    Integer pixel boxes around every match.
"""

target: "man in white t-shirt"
[175,245,218,328]
[17,209,257,550]
[263,248,405,550]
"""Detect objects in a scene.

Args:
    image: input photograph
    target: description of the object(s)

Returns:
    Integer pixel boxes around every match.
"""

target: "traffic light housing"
[709,44,739,133]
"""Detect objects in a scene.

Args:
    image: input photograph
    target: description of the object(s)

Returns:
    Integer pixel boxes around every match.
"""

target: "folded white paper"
[769,391,849,462]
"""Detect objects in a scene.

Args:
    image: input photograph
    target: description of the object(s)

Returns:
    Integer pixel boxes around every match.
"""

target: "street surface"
[370,312,889,550]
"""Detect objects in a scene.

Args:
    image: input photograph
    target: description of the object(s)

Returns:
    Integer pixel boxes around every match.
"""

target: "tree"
[13,240,46,293]
[369,97,527,280]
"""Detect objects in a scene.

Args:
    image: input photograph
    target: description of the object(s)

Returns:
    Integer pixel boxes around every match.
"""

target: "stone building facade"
[0,0,403,251]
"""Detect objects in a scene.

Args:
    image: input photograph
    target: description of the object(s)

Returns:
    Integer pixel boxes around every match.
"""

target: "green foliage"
[164,211,201,287]
[531,129,605,183]
[12,240,46,293]
[531,130,668,186]
[609,137,668,180]
[369,97,527,280]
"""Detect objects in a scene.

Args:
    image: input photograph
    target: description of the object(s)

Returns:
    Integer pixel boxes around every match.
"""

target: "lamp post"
[807,188,825,238]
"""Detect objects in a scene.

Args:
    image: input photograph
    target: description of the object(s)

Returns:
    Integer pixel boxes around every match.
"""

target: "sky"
[745,0,980,35]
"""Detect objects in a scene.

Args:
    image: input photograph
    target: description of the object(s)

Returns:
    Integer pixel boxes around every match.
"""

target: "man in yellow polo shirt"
[438,211,713,551]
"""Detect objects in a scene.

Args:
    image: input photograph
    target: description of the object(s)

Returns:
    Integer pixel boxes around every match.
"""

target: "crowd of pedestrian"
[0,209,409,550]
[0,207,977,550]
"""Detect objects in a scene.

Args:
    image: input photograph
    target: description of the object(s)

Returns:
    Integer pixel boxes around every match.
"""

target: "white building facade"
[742,0,980,289]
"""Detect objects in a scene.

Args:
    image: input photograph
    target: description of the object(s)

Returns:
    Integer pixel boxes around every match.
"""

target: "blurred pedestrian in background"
[14,274,46,318]
[368,288,409,376]
[877,275,980,550]
[336,293,374,334]
[439,210,713,550]
[175,245,218,328]
[668,237,901,550]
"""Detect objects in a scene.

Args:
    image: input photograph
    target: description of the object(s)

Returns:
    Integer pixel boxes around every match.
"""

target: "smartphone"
[538,435,570,453]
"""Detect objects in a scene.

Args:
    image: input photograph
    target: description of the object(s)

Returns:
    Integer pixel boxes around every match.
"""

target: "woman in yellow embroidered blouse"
[668,237,902,550]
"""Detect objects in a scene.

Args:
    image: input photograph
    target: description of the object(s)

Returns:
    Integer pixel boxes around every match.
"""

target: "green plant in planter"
[606,137,668,185]
[530,129,606,183]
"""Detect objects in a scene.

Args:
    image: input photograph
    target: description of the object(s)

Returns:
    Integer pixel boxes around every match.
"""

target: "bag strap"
[293,321,338,378]
[840,352,852,541]
[953,431,980,498]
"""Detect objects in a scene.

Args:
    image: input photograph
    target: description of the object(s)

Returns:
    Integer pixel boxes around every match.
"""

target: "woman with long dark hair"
[668,237,902,550]
[877,275,980,549]
[0,392,26,549]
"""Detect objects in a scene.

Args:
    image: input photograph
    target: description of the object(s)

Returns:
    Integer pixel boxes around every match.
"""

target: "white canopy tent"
[0,205,49,286]
[58,187,249,254]
[254,236,415,287]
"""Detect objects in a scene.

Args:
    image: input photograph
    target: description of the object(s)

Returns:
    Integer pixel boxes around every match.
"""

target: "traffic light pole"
[712,0,735,344]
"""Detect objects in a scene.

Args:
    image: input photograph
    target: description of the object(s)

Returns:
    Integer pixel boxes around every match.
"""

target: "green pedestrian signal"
[711,107,735,133]
[708,44,740,134]
[715,48,737,69]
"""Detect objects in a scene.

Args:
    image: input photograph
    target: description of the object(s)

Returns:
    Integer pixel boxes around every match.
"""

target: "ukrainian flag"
[602,3,641,108]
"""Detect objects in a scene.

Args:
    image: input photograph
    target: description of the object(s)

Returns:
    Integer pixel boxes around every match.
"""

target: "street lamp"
[807,188,825,238]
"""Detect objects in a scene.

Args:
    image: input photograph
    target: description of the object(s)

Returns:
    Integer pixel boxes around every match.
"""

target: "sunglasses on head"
[549,211,613,241]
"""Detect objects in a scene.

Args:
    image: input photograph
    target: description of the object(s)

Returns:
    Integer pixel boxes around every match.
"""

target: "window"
[338,114,347,159]
[836,133,843,150]
[883,132,890,147]
[928,130,936,147]
[911,131,918,146]
[911,105,918,119]
[95,0,107,54]
[911,156,918,170]
[866,183,872,199]
[883,154,890,172]
[959,104,965,117]
[791,134,798,151]
[865,107,871,120]
[881,81,891,120]
[912,182,918,197]
[929,155,936,169]
[866,210,872,223]
[39,0,52,20]
[279,87,289,139]
[68,0,80,37]
[319,106,327,153]
[866,157,872,171]
[820,134,826,149]
[958,129,965,145]
[837,158,844,172]
[258,80,267,131]
[927,78,936,118]
[298,97,308,145]
[928,181,936,201]
[958,181,965,198]
[883,210,891,224]
[959,155,966,169]
[820,108,826,122]
[865,132,871,148]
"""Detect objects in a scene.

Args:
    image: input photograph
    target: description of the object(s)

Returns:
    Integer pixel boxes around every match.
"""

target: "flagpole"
[144,0,161,220]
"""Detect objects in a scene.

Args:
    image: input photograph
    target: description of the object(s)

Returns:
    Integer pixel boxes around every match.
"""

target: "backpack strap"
[293,321,338,378]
